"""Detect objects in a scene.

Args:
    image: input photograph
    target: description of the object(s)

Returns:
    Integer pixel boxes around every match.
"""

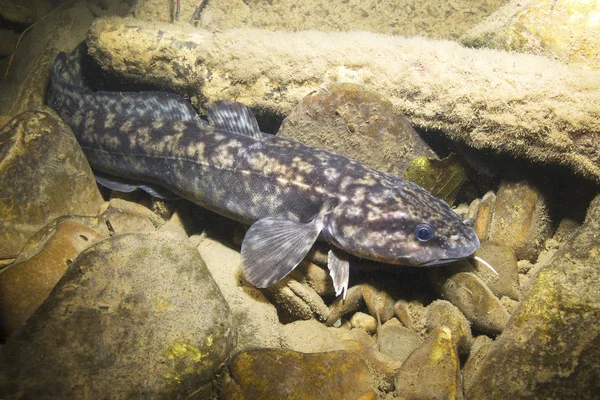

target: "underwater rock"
[87,18,600,182]
[0,232,235,399]
[403,155,469,205]
[471,191,496,241]
[552,217,581,244]
[0,218,105,337]
[349,312,377,334]
[462,337,493,394]
[220,349,374,400]
[99,198,167,234]
[425,300,473,357]
[138,0,503,40]
[325,284,364,326]
[278,82,436,177]
[393,299,414,329]
[377,318,423,364]
[362,283,396,324]
[0,1,98,117]
[461,0,600,71]
[471,241,521,300]
[465,193,600,399]
[263,278,330,323]
[0,110,103,259]
[487,180,551,261]
[394,326,463,400]
[196,235,282,349]
[439,272,510,335]
[297,260,335,296]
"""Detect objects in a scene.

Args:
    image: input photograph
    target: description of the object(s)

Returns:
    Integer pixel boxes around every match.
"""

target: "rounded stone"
[278,82,436,176]
[394,326,463,400]
[425,300,473,357]
[470,241,521,300]
[486,180,551,262]
[0,232,235,398]
[349,312,377,334]
[466,193,600,399]
[0,219,105,337]
[440,272,510,335]
[0,110,103,259]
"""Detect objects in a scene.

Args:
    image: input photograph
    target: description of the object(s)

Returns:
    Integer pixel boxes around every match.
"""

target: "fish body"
[48,45,479,297]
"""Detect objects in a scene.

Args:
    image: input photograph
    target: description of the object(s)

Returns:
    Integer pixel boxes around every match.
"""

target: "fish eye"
[414,223,435,242]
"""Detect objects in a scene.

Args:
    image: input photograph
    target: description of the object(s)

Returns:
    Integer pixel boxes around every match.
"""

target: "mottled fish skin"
[48,44,480,297]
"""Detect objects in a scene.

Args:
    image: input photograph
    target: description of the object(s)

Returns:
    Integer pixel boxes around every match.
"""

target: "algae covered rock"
[461,0,600,71]
[466,193,600,399]
[0,232,235,399]
[403,155,469,205]
[0,110,103,259]
[220,348,374,400]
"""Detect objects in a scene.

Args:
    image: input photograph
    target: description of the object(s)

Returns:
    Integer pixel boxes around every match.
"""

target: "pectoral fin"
[241,214,325,289]
[94,172,178,200]
[327,248,350,299]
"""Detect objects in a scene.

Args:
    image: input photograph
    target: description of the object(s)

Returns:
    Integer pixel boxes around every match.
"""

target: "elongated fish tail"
[47,42,200,127]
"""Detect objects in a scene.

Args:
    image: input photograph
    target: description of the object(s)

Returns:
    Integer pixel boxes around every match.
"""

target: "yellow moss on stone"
[152,296,172,312]
[403,155,468,205]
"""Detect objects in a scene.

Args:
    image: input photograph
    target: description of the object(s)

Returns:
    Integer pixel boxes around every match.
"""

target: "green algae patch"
[403,155,468,205]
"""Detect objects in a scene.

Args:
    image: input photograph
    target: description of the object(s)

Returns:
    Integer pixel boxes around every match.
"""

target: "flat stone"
[325,284,364,326]
[0,110,103,258]
[465,193,600,399]
[472,191,496,241]
[221,349,374,400]
[394,326,463,400]
[0,218,105,336]
[0,232,235,398]
[378,318,423,364]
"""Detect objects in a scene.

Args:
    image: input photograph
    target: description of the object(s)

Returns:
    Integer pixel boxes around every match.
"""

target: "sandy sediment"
[87,18,600,181]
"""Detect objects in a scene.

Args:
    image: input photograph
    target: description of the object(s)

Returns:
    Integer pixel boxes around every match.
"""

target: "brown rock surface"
[487,180,551,262]
[0,232,235,398]
[0,219,105,337]
[278,83,436,177]
[221,349,373,400]
[394,326,463,400]
[0,110,103,259]
[466,193,600,399]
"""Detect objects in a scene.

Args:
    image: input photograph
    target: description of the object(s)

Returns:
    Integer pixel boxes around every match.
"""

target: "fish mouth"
[418,258,463,267]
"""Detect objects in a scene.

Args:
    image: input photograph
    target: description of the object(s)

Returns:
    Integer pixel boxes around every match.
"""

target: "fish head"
[323,180,480,266]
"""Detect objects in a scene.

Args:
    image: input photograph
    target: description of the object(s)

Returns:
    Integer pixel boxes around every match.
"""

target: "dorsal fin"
[207,100,263,140]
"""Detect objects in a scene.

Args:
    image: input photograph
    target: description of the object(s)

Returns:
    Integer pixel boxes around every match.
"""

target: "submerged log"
[86,18,600,181]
